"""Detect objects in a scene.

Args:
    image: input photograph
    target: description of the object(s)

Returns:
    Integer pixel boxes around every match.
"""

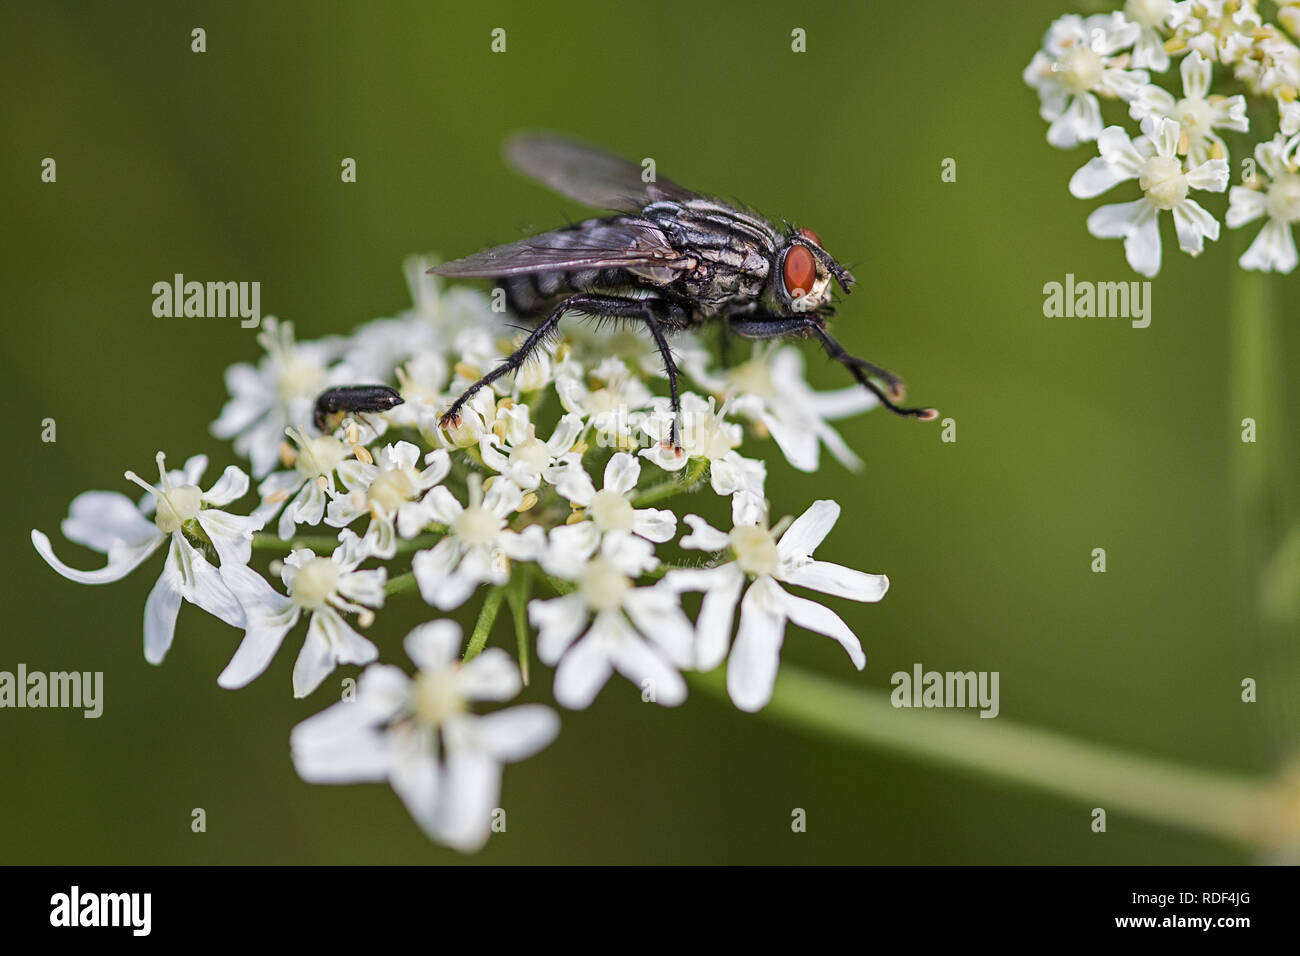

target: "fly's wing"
[431,218,692,282]
[503,132,700,213]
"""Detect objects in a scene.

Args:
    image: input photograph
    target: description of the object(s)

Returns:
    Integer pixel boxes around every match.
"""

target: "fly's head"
[773,227,855,317]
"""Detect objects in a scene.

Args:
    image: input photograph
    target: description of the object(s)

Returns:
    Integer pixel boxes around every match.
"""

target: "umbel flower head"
[30,256,899,853]
[1027,1,1300,274]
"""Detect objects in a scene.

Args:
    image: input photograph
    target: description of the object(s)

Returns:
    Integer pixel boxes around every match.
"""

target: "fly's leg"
[439,293,692,447]
[728,315,937,421]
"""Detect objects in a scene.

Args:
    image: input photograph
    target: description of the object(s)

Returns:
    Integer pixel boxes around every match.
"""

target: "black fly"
[314,385,404,431]
[432,133,936,442]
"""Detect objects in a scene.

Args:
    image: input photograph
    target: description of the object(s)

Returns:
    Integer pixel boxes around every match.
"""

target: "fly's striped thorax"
[645,199,777,310]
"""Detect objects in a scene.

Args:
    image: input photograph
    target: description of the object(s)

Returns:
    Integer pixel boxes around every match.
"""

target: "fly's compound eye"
[782,244,817,299]
[796,227,822,247]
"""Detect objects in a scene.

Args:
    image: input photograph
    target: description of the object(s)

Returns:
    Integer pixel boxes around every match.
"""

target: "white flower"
[32,452,256,665]
[530,529,694,709]
[1227,133,1300,273]
[326,441,451,558]
[1125,0,1174,71]
[639,393,765,496]
[210,318,348,478]
[220,529,383,696]
[388,352,450,429]
[428,385,499,451]
[1129,50,1248,167]
[1070,117,1229,276]
[291,620,559,853]
[705,345,877,473]
[664,493,886,713]
[253,428,352,540]
[1023,13,1149,149]
[555,356,653,448]
[1168,0,1260,64]
[412,474,544,610]
[549,451,676,543]
[479,403,585,491]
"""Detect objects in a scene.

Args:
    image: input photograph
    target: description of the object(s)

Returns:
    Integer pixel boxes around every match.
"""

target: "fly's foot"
[439,410,463,431]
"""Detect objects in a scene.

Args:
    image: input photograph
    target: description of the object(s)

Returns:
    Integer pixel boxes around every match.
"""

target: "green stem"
[689,666,1289,850]
[1227,246,1299,755]
[464,586,506,662]
[633,457,709,506]
[385,571,418,596]
[506,565,533,686]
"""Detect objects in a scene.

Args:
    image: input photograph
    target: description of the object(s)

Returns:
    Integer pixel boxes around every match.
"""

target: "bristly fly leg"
[727,314,938,421]
[440,293,693,446]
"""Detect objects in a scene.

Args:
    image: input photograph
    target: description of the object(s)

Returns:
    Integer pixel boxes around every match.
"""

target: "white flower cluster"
[1024,1,1300,275]
[31,256,891,853]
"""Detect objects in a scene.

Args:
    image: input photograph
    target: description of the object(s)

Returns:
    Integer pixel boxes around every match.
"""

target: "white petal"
[1180,49,1212,100]
[1046,92,1102,149]
[630,507,676,543]
[292,620,336,698]
[780,560,889,603]
[422,485,463,525]
[679,514,729,552]
[665,564,744,671]
[1226,186,1268,228]
[1186,158,1228,193]
[623,588,695,668]
[603,452,641,496]
[60,491,157,553]
[404,619,463,670]
[726,579,786,712]
[776,499,840,560]
[174,535,245,628]
[434,744,499,853]
[530,594,589,664]
[202,465,250,507]
[1172,198,1219,255]
[143,569,183,665]
[776,586,867,670]
[468,705,560,762]
[218,620,293,689]
[389,744,442,839]
[1069,157,1130,199]
[1086,197,1147,238]
[552,631,613,709]
[196,508,260,566]
[1240,218,1300,273]
[457,647,522,702]
[31,527,161,585]
[608,628,687,707]
[412,538,462,606]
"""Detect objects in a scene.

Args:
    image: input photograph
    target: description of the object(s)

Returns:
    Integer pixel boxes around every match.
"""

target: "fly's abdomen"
[502,265,639,317]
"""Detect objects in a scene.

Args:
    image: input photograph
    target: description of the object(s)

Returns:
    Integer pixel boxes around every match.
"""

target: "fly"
[431,133,937,443]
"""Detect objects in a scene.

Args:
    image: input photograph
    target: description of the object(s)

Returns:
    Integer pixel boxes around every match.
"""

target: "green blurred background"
[2,0,1294,864]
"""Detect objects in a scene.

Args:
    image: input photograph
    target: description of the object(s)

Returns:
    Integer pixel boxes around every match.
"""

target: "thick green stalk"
[1227,251,1298,757]
[689,667,1293,851]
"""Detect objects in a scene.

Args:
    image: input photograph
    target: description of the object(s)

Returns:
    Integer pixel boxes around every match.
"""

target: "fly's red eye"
[796,227,822,247]
[782,244,817,297]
